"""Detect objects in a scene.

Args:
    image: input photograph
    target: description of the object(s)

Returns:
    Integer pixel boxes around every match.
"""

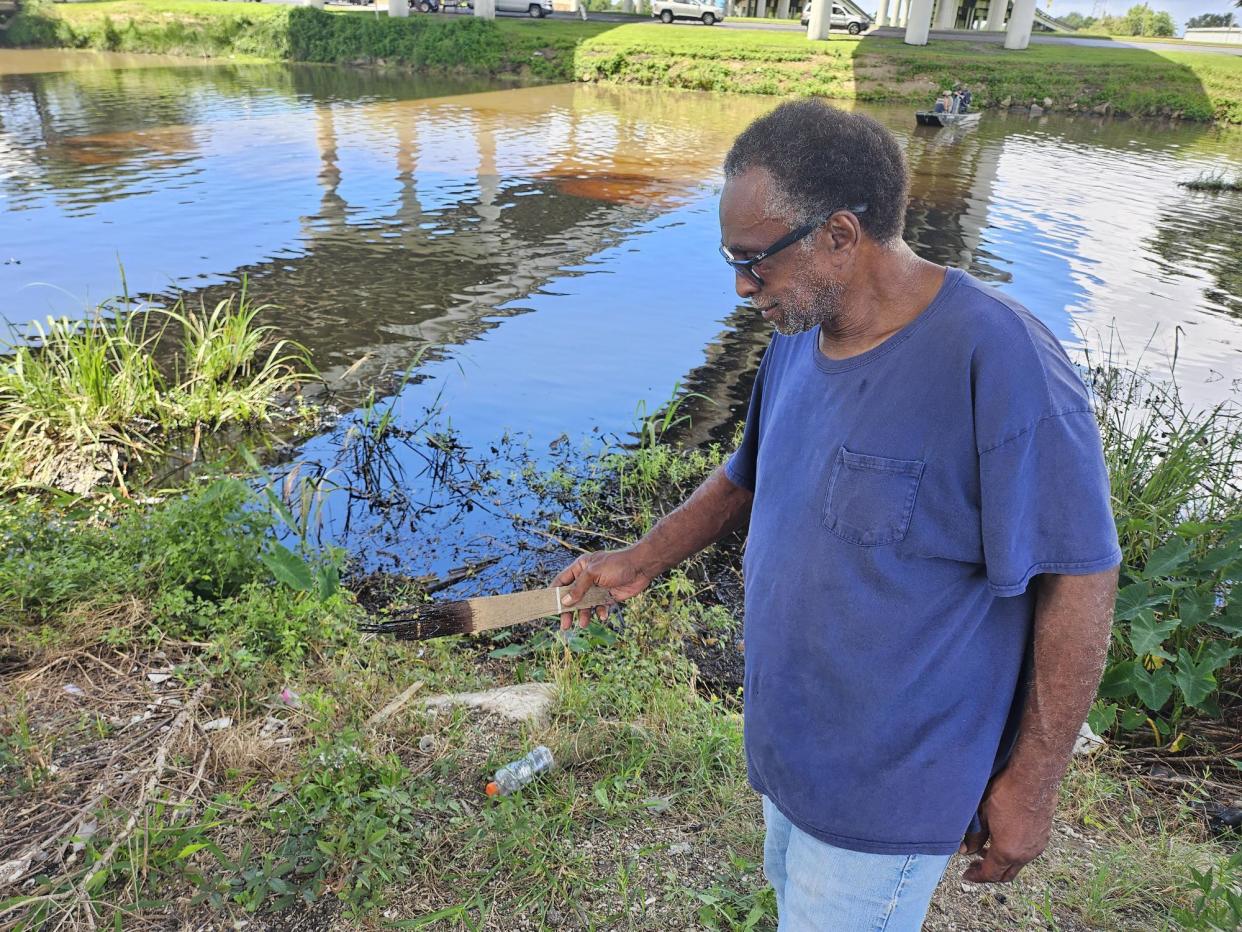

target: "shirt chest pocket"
[822,448,926,547]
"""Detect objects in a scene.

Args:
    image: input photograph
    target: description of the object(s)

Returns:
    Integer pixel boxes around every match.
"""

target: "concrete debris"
[1072,721,1106,756]
[422,682,557,725]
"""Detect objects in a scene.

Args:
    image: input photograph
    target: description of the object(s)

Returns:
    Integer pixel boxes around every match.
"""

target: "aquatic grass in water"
[0,292,315,493]
[1179,170,1242,192]
[167,293,313,428]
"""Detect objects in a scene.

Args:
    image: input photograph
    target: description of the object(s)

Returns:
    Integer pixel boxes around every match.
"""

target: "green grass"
[573,27,1242,121]
[0,290,314,493]
[6,1,1241,121]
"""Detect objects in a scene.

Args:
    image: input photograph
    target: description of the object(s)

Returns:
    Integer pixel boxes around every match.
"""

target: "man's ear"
[824,211,862,259]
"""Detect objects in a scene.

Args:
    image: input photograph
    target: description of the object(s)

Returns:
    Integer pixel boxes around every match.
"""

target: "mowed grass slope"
[573,27,1242,122]
[5,1,1241,122]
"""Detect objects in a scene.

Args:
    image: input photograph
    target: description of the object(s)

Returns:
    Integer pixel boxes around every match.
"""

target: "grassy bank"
[1,332,1240,928]
[4,1,1241,122]
[572,27,1242,122]
[3,0,618,81]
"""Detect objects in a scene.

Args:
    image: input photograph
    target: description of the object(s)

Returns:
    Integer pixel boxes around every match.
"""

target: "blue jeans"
[762,796,950,931]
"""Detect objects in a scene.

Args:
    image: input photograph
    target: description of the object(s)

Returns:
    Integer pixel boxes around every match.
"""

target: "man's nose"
[734,270,761,300]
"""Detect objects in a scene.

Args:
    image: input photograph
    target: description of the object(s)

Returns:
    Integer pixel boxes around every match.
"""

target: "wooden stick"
[367,681,425,727]
[359,585,614,641]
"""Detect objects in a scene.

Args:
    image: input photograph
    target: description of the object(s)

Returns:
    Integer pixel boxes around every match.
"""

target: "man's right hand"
[555,547,657,630]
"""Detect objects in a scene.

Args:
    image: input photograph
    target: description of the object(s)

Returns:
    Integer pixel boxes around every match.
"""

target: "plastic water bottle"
[485,746,554,796]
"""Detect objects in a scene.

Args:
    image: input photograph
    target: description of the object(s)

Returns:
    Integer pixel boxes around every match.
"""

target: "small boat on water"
[915,111,982,128]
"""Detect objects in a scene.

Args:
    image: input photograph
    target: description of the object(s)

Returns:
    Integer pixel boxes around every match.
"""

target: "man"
[556,100,1119,929]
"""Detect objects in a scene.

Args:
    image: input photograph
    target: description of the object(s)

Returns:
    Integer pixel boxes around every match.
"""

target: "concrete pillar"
[897,0,910,27]
[620,0,635,11]
[1003,0,1035,47]
[806,0,831,39]
[876,0,890,26]
[903,0,934,43]
[776,0,790,19]
[933,0,956,29]
[983,0,1005,30]
[387,0,408,16]
[306,0,325,9]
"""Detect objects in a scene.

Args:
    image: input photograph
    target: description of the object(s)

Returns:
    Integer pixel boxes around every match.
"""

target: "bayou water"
[3,50,1240,582]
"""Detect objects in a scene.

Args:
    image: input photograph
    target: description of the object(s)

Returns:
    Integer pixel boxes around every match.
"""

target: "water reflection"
[2,53,1241,576]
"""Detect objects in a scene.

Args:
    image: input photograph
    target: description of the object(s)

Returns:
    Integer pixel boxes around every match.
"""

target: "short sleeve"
[723,344,771,493]
[980,410,1121,597]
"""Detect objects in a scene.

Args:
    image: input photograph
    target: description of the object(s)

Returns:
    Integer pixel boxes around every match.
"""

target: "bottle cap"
[485,781,500,796]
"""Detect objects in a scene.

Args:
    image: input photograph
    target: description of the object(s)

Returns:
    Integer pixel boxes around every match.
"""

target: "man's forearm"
[632,465,753,577]
[1005,569,1118,803]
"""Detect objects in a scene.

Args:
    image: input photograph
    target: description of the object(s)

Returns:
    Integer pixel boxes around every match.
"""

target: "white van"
[800,1,871,32]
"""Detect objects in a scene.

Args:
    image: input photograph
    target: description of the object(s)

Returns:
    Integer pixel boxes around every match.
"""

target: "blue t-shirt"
[724,267,1121,856]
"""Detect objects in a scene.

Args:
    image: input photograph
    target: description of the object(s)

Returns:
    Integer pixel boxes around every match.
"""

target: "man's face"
[718,168,846,337]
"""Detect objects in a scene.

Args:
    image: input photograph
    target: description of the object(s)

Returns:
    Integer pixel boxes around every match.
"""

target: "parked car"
[413,0,551,15]
[800,1,871,32]
[652,0,725,25]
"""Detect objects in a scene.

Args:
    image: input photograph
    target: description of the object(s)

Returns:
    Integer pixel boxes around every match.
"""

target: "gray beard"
[766,278,847,336]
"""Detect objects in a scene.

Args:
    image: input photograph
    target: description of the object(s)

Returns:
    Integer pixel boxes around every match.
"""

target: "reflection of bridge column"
[395,108,425,243]
[304,104,348,241]
[904,0,933,43]
[955,138,1000,267]
[475,116,501,227]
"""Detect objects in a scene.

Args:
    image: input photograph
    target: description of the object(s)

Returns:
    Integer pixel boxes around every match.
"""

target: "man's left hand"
[959,768,1056,883]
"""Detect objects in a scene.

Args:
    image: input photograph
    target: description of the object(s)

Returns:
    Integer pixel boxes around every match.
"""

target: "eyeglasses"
[718,204,868,286]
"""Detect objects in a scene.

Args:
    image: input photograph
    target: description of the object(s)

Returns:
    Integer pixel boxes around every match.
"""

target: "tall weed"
[0,292,313,493]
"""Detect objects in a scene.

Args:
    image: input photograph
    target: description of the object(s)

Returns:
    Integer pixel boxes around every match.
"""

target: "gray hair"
[724,99,909,245]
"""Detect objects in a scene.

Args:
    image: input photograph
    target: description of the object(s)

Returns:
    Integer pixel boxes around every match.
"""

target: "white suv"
[800,1,871,32]
[652,0,724,25]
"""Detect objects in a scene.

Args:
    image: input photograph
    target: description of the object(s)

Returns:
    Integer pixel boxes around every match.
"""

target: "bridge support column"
[806,0,831,39]
[903,0,933,43]
[306,0,325,9]
[932,0,956,29]
[876,0,890,26]
[474,0,495,17]
[983,0,1005,30]
[776,0,790,19]
[387,0,408,16]
[1003,0,1035,47]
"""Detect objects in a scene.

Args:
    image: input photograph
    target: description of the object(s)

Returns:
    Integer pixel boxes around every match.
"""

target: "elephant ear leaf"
[1128,610,1178,658]
[1141,538,1190,579]
[1172,649,1218,710]
[261,542,314,592]
[1130,664,1174,712]
[1115,582,1165,621]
